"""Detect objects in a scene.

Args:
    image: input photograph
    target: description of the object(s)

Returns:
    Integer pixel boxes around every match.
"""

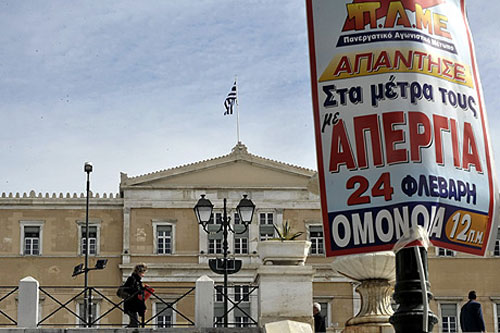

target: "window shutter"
[441,304,456,317]
[207,224,221,233]
[157,225,172,234]
[310,225,323,234]
[234,224,248,237]
[259,224,274,235]
[156,302,172,315]
[208,225,223,239]
[24,226,40,235]
[82,226,97,237]
[234,304,251,318]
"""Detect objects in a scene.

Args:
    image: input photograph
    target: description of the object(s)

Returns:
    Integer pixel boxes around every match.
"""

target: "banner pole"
[235,75,240,144]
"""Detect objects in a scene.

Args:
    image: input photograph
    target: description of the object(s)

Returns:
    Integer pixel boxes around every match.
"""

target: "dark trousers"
[126,311,143,327]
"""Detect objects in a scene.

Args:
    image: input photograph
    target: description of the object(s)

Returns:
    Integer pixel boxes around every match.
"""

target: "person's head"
[313,302,321,315]
[133,263,148,277]
[468,290,477,300]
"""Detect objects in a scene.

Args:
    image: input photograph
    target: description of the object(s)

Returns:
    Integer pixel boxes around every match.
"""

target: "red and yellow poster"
[306,0,498,256]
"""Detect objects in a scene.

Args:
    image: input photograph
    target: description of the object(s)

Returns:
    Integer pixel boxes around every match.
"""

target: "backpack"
[116,284,131,299]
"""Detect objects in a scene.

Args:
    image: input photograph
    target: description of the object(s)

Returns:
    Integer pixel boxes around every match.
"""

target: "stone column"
[18,276,39,328]
[255,265,315,327]
[195,275,214,328]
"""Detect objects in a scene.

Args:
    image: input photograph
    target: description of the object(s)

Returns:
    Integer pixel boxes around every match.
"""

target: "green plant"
[273,220,303,241]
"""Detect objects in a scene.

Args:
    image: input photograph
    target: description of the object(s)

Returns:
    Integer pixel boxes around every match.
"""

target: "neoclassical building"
[1,143,499,332]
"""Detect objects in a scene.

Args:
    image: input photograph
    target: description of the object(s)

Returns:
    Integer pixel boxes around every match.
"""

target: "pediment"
[120,143,315,189]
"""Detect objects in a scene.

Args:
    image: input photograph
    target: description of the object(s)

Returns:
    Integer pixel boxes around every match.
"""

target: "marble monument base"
[343,279,394,333]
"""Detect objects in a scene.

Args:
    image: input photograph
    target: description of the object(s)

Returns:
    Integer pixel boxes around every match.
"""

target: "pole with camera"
[70,162,108,327]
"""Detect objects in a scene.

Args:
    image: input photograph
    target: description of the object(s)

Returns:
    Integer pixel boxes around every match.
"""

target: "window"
[208,213,223,254]
[234,285,250,303]
[234,213,249,254]
[210,212,223,224]
[215,285,224,303]
[234,237,248,254]
[214,315,224,327]
[77,221,100,256]
[155,302,173,328]
[259,212,274,241]
[314,299,330,328]
[24,226,40,255]
[440,303,457,333]
[20,221,44,256]
[214,286,224,327]
[235,316,250,327]
[309,225,324,255]
[214,285,253,327]
[497,303,500,333]
[153,221,176,255]
[437,248,455,257]
[234,285,251,327]
[81,226,97,256]
[260,212,273,225]
[157,225,172,254]
[77,301,98,327]
[494,227,500,256]
[208,238,223,254]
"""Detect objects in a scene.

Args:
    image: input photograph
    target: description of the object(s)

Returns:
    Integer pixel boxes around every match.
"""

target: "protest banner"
[306,0,498,256]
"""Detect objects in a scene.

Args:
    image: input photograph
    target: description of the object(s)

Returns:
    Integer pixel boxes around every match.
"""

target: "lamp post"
[74,162,107,327]
[83,162,92,328]
[390,247,438,332]
[194,194,255,328]
[72,259,108,327]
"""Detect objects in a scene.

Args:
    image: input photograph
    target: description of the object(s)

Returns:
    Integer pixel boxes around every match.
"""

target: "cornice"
[120,142,316,188]
[0,190,123,208]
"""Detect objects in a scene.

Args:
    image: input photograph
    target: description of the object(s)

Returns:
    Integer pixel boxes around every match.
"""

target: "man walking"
[313,302,326,333]
[460,290,485,332]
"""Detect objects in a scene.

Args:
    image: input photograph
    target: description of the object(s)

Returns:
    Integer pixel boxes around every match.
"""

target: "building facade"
[0,143,499,332]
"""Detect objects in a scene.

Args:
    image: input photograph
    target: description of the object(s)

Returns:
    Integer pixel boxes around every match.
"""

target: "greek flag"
[224,81,237,115]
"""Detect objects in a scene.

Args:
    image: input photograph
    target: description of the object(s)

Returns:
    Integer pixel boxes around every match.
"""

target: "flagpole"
[235,76,240,144]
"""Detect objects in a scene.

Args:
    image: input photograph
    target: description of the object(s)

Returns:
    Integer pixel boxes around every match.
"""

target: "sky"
[0,1,498,196]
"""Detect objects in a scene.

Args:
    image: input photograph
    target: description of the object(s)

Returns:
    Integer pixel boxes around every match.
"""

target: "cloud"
[0,1,499,194]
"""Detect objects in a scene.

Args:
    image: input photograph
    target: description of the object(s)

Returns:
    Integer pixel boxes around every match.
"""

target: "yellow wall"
[1,195,498,330]
[143,161,311,188]
[428,255,500,332]
[314,282,354,329]
[129,208,199,256]
[0,208,122,257]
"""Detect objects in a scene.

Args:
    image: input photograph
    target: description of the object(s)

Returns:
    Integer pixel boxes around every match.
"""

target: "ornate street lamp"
[194,194,255,327]
[236,195,255,228]
[193,194,214,231]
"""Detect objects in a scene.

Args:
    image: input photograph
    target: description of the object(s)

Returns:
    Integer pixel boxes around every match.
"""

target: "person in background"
[460,290,485,333]
[313,302,326,333]
[124,263,148,327]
